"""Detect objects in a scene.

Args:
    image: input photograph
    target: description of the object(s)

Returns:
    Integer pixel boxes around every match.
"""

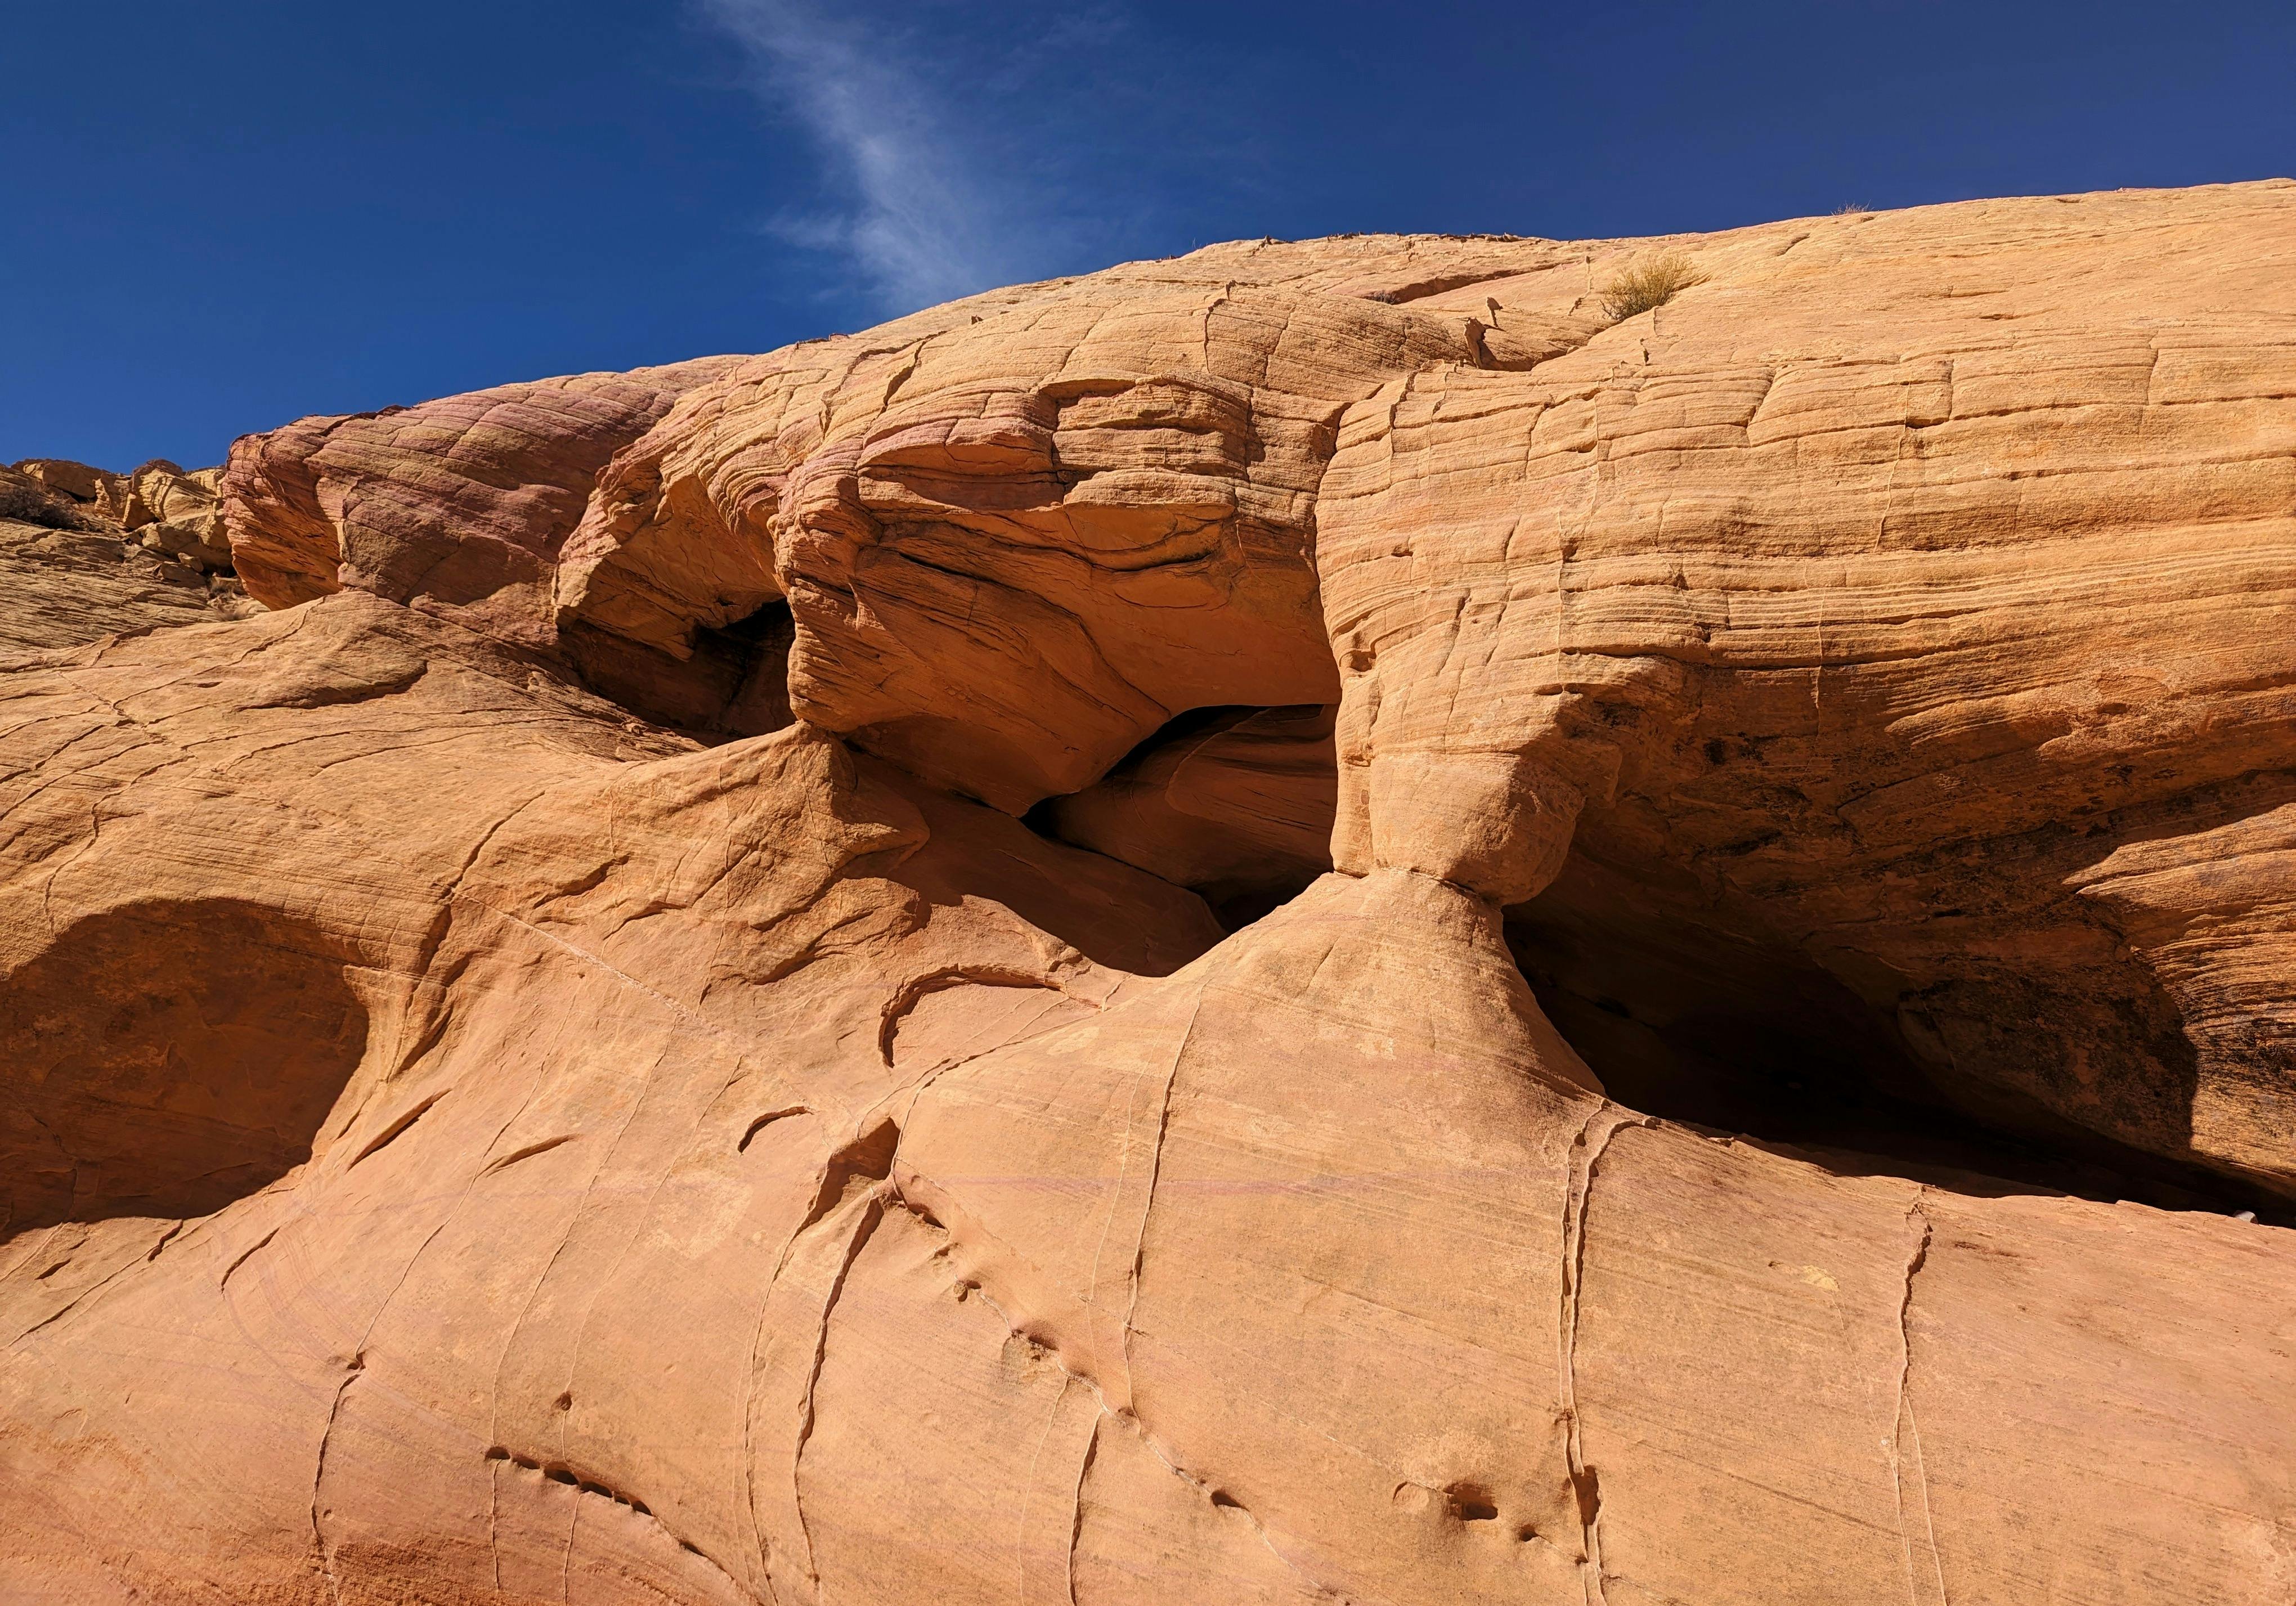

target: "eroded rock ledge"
[3,180,2294,1605]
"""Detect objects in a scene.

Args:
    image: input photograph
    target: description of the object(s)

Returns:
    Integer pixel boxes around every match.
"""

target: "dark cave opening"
[1024,702,1338,934]
[562,599,795,742]
[694,600,797,737]
[1504,877,2284,1219]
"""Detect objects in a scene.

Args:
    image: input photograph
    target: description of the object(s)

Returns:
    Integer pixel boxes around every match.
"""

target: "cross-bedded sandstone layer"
[3,181,2294,1605]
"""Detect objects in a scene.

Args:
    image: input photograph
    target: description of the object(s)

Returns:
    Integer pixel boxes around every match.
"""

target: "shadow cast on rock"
[1,900,369,1238]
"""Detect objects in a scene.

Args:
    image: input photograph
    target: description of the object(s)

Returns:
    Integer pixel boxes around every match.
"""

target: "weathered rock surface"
[1312,185,2296,1191]
[1,454,261,653]
[0,517,257,654]
[221,358,748,645]
[1,465,106,533]
[5,181,2295,1604]
[10,455,237,567]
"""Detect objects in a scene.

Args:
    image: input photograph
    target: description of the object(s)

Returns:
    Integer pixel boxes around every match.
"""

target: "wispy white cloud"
[700,0,1077,313]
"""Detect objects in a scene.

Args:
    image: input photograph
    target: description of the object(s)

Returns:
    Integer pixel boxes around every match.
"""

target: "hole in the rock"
[1,900,369,1239]
[1026,703,1339,932]
[1506,864,2282,1217]
[802,1116,900,1228]
[1571,1468,1600,1528]
[861,756,1223,977]
[1203,883,1303,932]
[699,600,797,735]
[560,599,794,742]
[1446,1483,1500,1523]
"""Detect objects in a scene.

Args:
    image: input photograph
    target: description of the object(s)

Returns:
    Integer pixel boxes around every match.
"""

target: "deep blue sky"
[6,1,2290,469]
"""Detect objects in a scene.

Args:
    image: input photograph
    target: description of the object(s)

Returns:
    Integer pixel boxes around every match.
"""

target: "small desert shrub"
[1600,253,1707,321]
[0,473,101,533]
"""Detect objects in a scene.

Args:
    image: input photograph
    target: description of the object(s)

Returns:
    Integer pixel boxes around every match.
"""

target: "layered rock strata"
[2,456,261,652]
[3,180,2294,1605]
[218,358,749,641]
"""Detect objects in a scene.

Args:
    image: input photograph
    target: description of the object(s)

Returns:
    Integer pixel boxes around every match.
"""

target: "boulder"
[10,457,116,504]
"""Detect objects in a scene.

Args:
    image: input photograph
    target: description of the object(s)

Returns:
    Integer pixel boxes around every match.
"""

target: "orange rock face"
[5,182,2295,1604]
[3,456,262,652]
[221,360,747,643]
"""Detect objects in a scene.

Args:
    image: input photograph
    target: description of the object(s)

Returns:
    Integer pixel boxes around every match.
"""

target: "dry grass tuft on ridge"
[1600,252,1707,320]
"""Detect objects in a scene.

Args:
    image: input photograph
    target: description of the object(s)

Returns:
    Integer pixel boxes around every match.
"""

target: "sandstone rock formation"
[220,360,748,643]
[2,456,260,653]
[12,455,236,566]
[3,180,2294,1605]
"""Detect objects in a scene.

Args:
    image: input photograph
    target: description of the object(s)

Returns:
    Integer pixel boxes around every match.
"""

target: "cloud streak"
[701,0,1064,313]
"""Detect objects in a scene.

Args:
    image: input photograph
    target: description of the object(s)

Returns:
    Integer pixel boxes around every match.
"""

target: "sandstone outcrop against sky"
[5,181,2295,1604]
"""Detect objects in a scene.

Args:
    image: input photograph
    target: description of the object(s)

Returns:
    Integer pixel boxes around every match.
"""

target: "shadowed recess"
[0,901,370,1237]
[1504,866,2279,1217]
[1031,702,1338,931]
[562,596,796,741]
[1020,696,2270,1212]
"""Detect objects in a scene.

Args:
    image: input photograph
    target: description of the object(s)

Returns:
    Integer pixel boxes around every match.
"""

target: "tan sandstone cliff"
[3,180,2294,1605]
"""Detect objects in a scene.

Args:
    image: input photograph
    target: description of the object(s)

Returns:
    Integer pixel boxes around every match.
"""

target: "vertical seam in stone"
[1118,989,1206,1406]
[793,1190,887,1604]
[1016,1374,1073,1606]
[1064,1413,1099,1606]
[560,1477,580,1605]
[487,1456,503,1595]
[481,1043,668,1584]
[1890,1196,1948,1606]
[310,1363,360,1603]
[1559,1106,1652,1606]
